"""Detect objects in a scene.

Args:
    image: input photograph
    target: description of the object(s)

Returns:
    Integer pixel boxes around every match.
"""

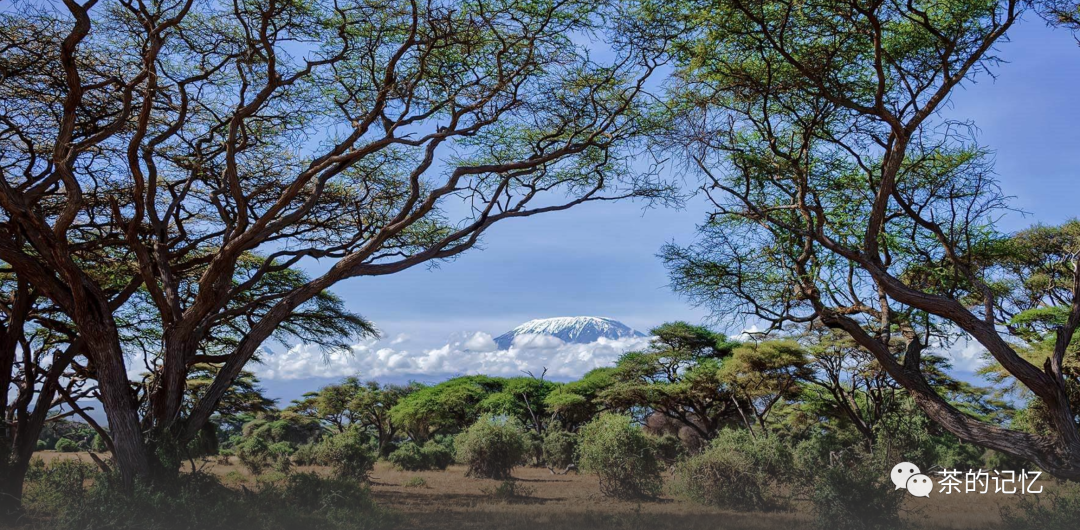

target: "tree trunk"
[82,330,151,486]
[0,460,29,516]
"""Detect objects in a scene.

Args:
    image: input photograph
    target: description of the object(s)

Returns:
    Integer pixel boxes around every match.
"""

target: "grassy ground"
[35,452,1040,530]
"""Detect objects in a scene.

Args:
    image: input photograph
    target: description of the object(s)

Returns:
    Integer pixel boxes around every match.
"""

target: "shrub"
[235,437,271,475]
[388,442,427,471]
[91,434,109,453]
[403,476,427,488]
[1001,481,1080,529]
[480,479,535,501]
[390,440,454,471]
[317,429,376,481]
[421,440,454,470]
[652,433,683,465]
[805,460,905,530]
[268,442,294,473]
[291,443,320,467]
[22,459,94,510]
[542,430,577,469]
[36,440,49,451]
[577,413,662,499]
[671,429,792,511]
[21,462,396,530]
[454,416,528,479]
[54,438,79,453]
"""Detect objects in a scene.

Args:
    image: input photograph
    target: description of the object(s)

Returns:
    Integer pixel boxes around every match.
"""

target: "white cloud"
[254,332,652,381]
[463,332,497,351]
[937,336,990,373]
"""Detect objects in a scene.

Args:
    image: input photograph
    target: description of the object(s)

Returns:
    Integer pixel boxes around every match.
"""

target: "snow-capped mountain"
[493,316,647,350]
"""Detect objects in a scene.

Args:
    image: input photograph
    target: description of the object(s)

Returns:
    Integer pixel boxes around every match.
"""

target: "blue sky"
[254,15,1080,403]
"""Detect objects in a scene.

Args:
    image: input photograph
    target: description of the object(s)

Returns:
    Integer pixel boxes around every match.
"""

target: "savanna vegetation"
[3,0,1080,528]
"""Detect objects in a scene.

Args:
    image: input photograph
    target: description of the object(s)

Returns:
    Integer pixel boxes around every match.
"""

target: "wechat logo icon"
[890,462,932,498]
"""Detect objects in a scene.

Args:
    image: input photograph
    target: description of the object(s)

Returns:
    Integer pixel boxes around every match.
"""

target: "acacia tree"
[718,340,810,437]
[658,0,1080,478]
[603,322,740,439]
[0,0,667,485]
[292,378,418,455]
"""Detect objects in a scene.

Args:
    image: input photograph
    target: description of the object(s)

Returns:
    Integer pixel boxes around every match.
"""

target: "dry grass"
[36,452,1047,530]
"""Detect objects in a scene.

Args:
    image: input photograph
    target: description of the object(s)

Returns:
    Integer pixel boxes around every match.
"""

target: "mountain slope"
[493,316,647,349]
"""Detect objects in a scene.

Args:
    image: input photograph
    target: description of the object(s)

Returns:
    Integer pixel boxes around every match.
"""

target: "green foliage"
[268,442,295,473]
[290,443,321,467]
[240,411,323,447]
[479,376,560,435]
[21,461,395,530]
[22,459,95,508]
[541,430,578,469]
[53,438,79,453]
[403,476,427,488]
[387,442,427,471]
[671,429,792,511]
[1001,481,1080,529]
[316,429,376,481]
[421,440,455,471]
[91,434,108,453]
[480,479,535,501]
[454,416,528,479]
[577,413,662,499]
[290,378,418,456]
[805,460,905,530]
[37,420,95,452]
[544,368,618,431]
[390,376,504,441]
[235,436,271,476]
[387,439,454,471]
[603,322,739,439]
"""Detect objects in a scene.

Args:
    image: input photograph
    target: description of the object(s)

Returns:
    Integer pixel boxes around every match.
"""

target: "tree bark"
[80,327,151,486]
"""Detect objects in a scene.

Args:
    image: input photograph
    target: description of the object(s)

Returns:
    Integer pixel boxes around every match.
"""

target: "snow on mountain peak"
[493,316,647,350]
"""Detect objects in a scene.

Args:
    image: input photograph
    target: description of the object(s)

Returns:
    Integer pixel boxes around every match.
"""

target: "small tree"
[671,429,792,511]
[577,413,662,499]
[603,322,740,439]
[542,430,578,470]
[454,416,527,479]
[317,429,376,482]
[53,439,79,453]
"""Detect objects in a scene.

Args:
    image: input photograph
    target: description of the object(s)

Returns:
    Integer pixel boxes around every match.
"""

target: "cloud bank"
[254,332,652,381]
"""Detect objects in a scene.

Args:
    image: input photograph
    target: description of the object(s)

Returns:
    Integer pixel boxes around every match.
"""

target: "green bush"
[235,436,271,475]
[268,442,294,473]
[291,443,320,467]
[805,460,905,530]
[652,432,684,465]
[454,416,528,479]
[403,476,428,488]
[388,442,427,471]
[577,413,662,499]
[36,440,49,451]
[54,438,79,453]
[91,434,109,453]
[671,430,792,511]
[21,461,396,530]
[317,429,375,481]
[22,459,94,510]
[421,440,454,470]
[480,479,535,501]
[390,440,453,471]
[1001,481,1080,529]
[542,430,578,469]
